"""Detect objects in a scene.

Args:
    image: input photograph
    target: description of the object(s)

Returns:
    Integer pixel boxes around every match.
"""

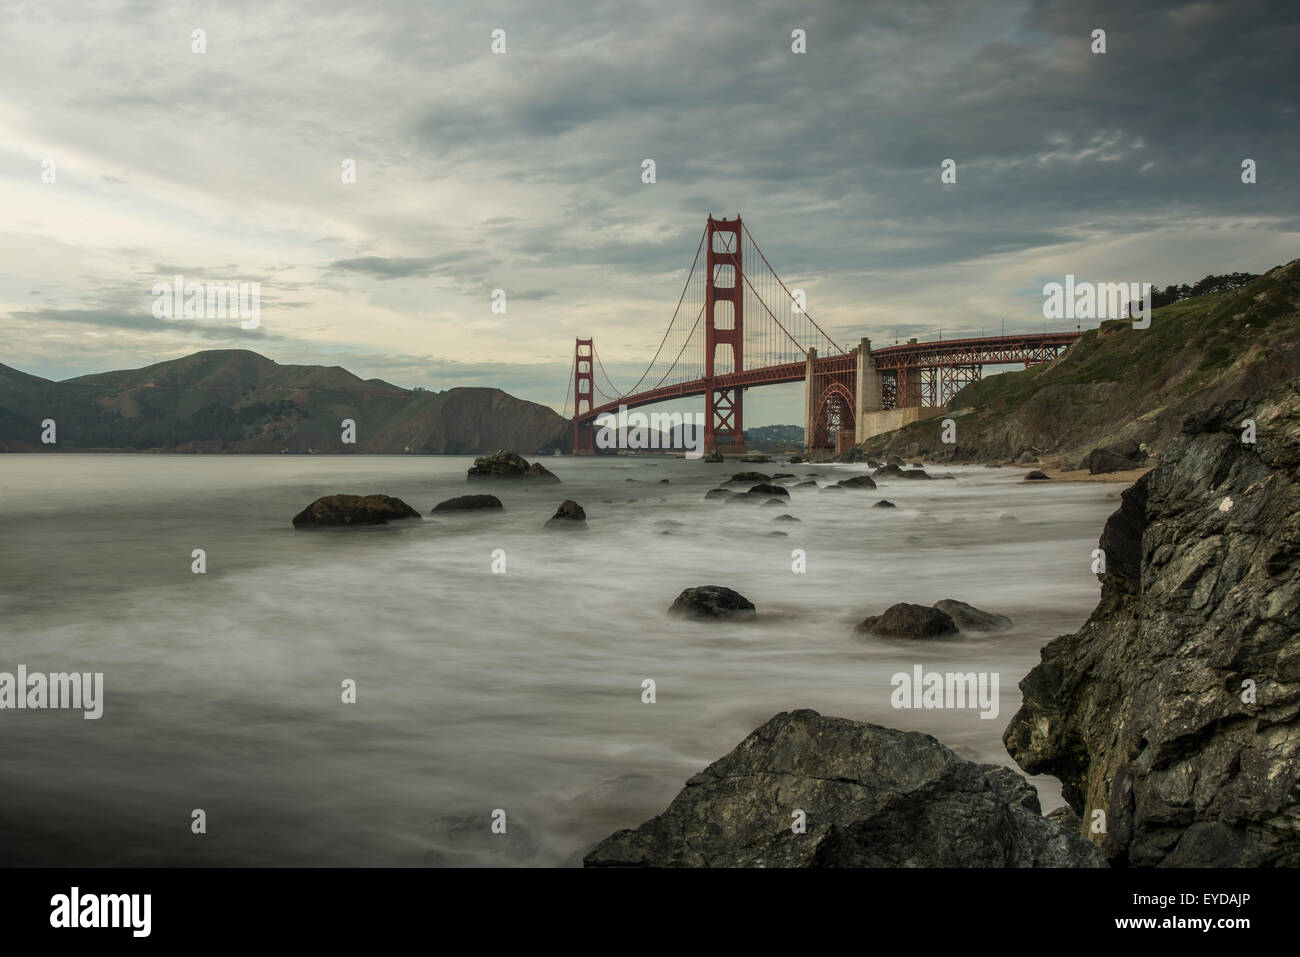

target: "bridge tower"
[572,338,594,454]
[704,215,744,454]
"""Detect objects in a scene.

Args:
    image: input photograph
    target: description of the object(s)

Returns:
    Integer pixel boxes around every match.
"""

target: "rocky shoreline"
[580,384,1300,868]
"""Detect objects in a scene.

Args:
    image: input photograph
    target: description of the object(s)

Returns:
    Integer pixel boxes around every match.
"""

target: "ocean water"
[0,454,1122,866]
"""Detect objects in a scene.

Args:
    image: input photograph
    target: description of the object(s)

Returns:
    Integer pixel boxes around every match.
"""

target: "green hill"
[861,259,1300,465]
[0,349,569,453]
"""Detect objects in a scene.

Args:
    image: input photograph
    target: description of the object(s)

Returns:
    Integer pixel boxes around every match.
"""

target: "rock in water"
[584,710,1106,867]
[933,599,1012,631]
[837,474,877,489]
[466,449,560,481]
[430,494,503,513]
[873,499,896,508]
[855,603,958,639]
[545,499,586,528]
[291,494,420,528]
[728,471,771,484]
[1004,388,1300,867]
[900,468,931,480]
[1024,470,1050,480]
[747,483,790,498]
[668,585,756,620]
[703,488,733,500]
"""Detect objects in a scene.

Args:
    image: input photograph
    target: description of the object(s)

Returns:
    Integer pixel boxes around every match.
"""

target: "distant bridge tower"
[704,215,744,454]
[572,338,594,454]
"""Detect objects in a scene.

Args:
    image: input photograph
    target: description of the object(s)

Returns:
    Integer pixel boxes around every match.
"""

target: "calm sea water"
[0,454,1121,866]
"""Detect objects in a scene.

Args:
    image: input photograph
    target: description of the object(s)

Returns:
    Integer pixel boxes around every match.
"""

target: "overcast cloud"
[1,0,1296,423]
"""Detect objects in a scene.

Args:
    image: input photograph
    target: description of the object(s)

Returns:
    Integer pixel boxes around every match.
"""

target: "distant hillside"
[0,349,569,453]
[861,259,1300,464]
[743,424,804,449]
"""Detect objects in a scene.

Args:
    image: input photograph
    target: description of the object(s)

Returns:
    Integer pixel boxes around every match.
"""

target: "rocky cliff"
[1004,382,1300,866]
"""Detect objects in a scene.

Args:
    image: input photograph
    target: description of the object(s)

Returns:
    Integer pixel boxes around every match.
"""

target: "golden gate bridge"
[563,215,1080,455]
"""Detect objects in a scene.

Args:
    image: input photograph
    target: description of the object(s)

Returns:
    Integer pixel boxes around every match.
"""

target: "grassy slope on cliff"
[860,259,1300,464]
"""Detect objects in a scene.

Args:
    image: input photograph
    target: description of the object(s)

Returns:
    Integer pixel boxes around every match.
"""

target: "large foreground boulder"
[584,710,1106,867]
[855,603,958,639]
[431,494,503,513]
[1004,387,1300,867]
[668,585,756,620]
[291,494,420,528]
[467,450,560,481]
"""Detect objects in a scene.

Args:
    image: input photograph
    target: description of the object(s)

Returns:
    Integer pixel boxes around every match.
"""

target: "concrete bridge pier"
[854,336,882,444]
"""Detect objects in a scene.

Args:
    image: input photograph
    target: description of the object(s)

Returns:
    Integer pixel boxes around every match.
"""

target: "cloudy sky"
[2,0,1297,424]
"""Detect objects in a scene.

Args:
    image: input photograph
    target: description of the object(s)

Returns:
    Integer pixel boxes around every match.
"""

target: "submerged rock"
[430,494,503,513]
[668,585,756,620]
[873,500,896,508]
[1004,387,1300,867]
[855,603,958,639]
[837,474,878,490]
[773,514,800,522]
[1024,470,1050,480]
[900,468,931,480]
[747,483,790,498]
[934,598,1012,632]
[545,499,587,527]
[728,471,771,484]
[584,710,1106,868]
[704,488,733,500]
[467,450,560,482]
[292,493,420,528]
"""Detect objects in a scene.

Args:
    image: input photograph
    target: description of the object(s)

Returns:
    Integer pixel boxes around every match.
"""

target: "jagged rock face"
[668,585,756,620]
[291,493,420,527]
[584,710,1106,868]
[1004,385,1300,867]
[430,494,502,513]
[855,603,958,639]
[466,450,560,481]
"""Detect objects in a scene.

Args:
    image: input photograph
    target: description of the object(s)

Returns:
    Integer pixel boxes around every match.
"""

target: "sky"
[1,0,1297,425]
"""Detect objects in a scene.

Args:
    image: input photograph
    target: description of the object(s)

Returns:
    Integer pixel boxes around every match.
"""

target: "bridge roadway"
[576,330,1082,425]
